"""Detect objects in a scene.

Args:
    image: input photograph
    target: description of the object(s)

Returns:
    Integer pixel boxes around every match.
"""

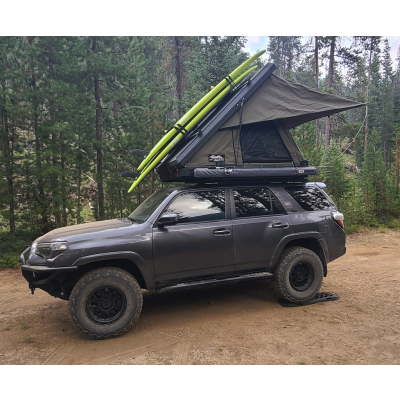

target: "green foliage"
[321,141,349,209]
[359,129,388,224]
[184,36,249,107]
[291,121,324,177]
[0,231,37,269]
[267,36,302,80]
[340,176,367,233]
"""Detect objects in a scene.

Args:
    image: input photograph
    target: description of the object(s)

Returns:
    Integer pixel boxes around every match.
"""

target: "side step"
[156,271,273,293]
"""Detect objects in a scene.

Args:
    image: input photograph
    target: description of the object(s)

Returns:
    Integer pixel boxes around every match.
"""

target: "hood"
[36,219,139,243]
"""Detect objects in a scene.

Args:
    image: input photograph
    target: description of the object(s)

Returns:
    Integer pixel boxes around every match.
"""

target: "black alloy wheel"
[289,262,314,292]
[86,285,127,324]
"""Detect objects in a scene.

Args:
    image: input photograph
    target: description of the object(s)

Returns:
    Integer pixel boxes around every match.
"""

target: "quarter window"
[285,186,333,211]
[165,190,226,223]
[233,188,286,218]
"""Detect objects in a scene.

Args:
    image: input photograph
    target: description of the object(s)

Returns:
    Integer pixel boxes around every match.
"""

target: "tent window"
[239,121,292,163]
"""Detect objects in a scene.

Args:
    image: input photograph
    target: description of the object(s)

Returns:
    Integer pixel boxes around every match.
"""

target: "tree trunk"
[31,71,50,233]
[364,38,373,157]
[1,88,15,234]
[60,131,68,225]
[92,38,105,220]
[174,36,184,119]
[77,163,81,224]
[325,37,335,147]
[314,36,319,90]
[49,54,62,228]
[315,36,320,147]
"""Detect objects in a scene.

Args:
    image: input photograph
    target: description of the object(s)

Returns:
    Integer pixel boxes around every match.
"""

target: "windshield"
[128,190,170,223]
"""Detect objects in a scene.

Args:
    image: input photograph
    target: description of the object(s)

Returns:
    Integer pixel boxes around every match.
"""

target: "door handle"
[271,221,289,229]
[213,228,231,236]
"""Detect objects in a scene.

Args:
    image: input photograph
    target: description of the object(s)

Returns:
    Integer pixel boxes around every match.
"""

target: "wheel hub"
[86,285,127,324]
[289,262,314,292]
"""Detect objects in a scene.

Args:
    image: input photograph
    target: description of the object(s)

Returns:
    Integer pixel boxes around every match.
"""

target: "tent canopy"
[221,74,365,131]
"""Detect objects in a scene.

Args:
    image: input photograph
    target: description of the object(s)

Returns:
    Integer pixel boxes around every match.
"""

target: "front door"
[153,189,234,285]
[231,187,294,273]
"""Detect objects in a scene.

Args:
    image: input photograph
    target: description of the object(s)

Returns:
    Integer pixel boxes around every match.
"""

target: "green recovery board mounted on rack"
[136,49,266,173]
[128,65,258,193]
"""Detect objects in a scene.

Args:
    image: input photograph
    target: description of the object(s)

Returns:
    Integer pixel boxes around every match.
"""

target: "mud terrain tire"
[272,246,323,303]
[69,267,143,339]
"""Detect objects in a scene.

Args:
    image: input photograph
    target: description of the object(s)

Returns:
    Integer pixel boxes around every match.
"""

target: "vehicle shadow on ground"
[139,279,278,320]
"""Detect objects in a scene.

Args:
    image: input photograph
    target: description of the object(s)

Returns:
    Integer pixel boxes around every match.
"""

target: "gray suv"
[21,182,345,339]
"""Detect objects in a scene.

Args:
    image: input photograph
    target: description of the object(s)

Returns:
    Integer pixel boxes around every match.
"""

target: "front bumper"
[20,247,77,297]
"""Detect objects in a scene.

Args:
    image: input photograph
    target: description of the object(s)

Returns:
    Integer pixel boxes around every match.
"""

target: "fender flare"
[268,232,329,276]
[72,251,155,290]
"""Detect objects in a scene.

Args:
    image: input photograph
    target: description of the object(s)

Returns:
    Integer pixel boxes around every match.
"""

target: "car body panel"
[21,181,346,297]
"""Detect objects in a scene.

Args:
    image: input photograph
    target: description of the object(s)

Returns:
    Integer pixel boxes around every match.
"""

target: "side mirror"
[157,213,178,227]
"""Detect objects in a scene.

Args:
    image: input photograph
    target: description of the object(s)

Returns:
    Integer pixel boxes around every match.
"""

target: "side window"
[233,188,286,218]
[165,190,226,223]
[285,186,333,211]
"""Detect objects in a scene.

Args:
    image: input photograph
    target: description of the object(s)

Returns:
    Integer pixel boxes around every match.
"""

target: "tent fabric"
[221,74,365,130]
[186,127,243,167]
[186,120,301,167]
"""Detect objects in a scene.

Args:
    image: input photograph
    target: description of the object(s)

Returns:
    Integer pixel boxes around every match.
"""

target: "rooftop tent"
[220,74,365,131]
[156,63,364,181]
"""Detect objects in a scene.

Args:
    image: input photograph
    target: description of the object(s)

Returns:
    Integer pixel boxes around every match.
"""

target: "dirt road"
[1,230,400,365]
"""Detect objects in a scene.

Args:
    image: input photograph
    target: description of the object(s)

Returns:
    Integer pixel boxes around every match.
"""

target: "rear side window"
[233,188,286,218]
[165,190,226,223]
[285,186,333,211]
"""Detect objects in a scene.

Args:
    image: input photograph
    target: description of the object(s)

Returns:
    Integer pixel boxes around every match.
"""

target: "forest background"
[1,35,400,268]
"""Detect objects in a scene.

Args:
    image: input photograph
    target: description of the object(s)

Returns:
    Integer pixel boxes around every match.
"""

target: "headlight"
[29,242,37,258]
[35,242,68,259]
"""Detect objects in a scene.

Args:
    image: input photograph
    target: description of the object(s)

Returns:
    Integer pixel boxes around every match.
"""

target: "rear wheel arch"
[270,235,328,277]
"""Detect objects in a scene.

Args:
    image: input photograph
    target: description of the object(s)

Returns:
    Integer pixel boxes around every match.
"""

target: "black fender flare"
[268,232,329,276]
[72,251,155,290]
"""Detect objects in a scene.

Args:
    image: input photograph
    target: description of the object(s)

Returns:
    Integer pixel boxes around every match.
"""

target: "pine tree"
[184,36,249,106]
[380,39,395,165]
[291,121,324,174]
[359,129,387,224]
[267,36,302,81]
[355,36,382,155]
[321,141,349,210]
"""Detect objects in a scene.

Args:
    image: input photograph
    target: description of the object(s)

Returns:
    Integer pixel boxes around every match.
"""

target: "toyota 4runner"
[21,181,345,339]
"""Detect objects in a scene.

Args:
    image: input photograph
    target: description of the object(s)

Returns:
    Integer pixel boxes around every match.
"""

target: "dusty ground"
[1,230,400,365]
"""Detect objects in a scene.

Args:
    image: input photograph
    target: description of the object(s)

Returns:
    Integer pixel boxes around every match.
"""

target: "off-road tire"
[272,246,323,304]
[69,267,143,339]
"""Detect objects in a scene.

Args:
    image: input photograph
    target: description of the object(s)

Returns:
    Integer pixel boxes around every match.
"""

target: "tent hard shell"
[156,63,364,183]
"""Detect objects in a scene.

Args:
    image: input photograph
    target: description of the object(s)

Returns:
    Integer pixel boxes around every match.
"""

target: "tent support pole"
[236,98,245,167]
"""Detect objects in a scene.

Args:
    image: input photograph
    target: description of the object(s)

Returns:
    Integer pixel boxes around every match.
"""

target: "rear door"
[152,189,234,284]
[231,187,294,273]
